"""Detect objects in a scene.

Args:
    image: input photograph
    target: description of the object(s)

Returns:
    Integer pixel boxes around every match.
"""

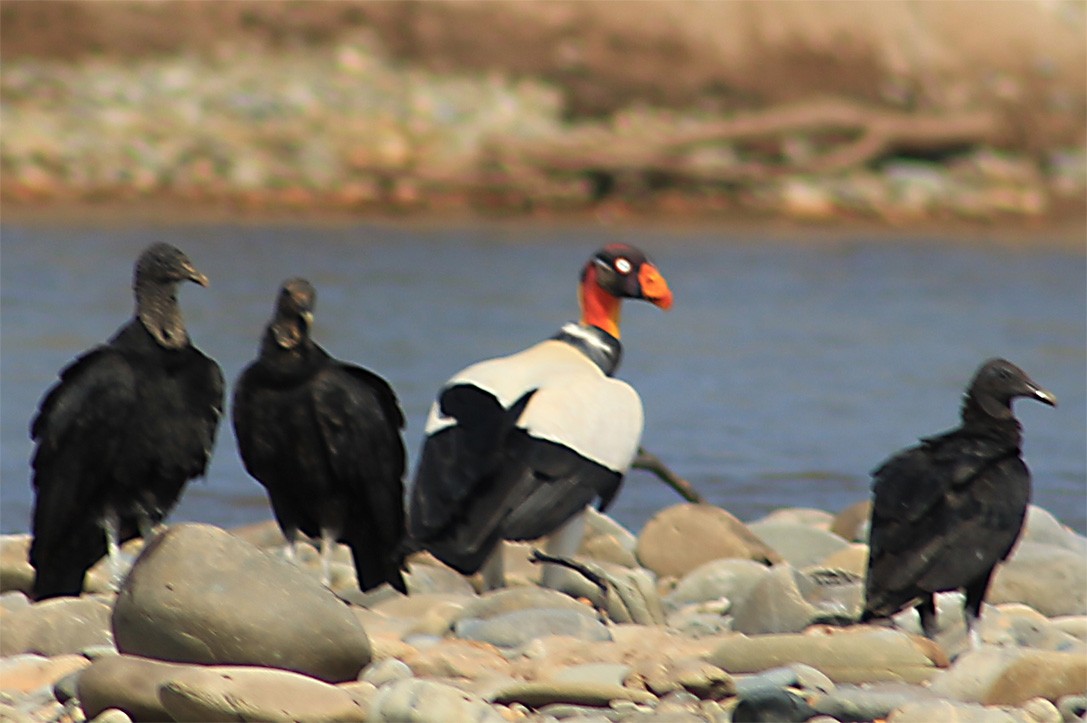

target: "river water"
[2,220,1084,535]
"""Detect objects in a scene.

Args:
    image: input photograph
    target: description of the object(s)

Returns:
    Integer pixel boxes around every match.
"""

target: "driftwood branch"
[632,447,704,504]
[530,549,611,622]
[483,99,1010,194]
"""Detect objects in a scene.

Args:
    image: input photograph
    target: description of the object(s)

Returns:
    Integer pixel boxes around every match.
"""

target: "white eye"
[615,257,632,275]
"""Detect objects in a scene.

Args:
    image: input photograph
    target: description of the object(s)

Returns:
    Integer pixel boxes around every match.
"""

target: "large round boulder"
[636,504,780,579]
[112,523,370,682]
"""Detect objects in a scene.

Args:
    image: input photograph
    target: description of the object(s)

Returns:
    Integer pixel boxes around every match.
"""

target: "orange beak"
[639,263,673,310]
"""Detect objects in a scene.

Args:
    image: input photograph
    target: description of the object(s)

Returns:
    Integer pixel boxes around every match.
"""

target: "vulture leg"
[480,545,506,591]
[102,508,124,592]
[319,528,335,586]
[136,510,155,542]
[541,510,587,590]
[916,594,938,639]
[282,527,300,565]
[963,570,994,650]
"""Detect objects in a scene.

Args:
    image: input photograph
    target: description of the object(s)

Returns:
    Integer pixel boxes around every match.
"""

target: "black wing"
[865,429,1027,616]
[409,384,534,545]
[312,363,407,592]
[29,347,138,597]
[178,346,224,482]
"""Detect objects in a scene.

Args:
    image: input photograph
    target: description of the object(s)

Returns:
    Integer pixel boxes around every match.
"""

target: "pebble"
[829,500,872,543]
[359,658,414,687]
[0,534,34,595]
[0,597,113,656]
[159,665,367,722]
[815,543,869,576]
[810,682,943,721]
[888,699,1038,722]
[369,678,506,722]
[709,628,948,684]
[455,607,612,648]
[1057,694,1087,722]
[112,522,371,682]
[0,653,88,695]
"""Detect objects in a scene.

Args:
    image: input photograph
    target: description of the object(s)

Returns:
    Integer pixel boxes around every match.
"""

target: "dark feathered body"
[233,280,407,593]
[863,421,1029,618]
[30,244,223,599]
[409,332,636,575]
[861,358,1056,640]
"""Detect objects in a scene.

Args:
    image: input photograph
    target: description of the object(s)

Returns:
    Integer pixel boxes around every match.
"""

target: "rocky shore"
[2,500,1084,722]
[2,41,1085,228]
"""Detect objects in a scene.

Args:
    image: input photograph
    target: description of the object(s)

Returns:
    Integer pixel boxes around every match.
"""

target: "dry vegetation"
[2,0,1084,225]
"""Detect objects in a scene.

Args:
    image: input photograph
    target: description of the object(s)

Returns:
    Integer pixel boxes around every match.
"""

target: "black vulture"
[861,358,1057,647]
[233,279,407,593]
[409,244,673,589]
[29,243,224,599]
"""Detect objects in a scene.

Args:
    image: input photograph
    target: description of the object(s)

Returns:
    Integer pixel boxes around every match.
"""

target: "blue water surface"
[2,220,1084,534]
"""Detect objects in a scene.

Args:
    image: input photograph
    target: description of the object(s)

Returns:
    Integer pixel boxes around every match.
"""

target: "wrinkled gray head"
[269,278,316,350]
[134,243,208,290]
[134,243,207,349]
[966,358,1057,419]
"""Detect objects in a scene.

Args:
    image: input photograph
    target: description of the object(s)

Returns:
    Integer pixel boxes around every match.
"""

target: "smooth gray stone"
[90,709,134,723]
[988,541,1087,616]
[810,683,940,722]
[360,658,414,687]
[730,565,818,634]
[0,590,31,612]
[888,700,1033,722]
[368,678,505,722]
[732,687,816,722]
[455,608,611,648]
[1020,506,1087,553]
[112,523,371,682]
[404,561,476,596]
[734,666,803,696]
[488,679,656,707]
[666,607,733,638]
[549,662,632,688]
[664,558,770,611]
[537,703,622,720]
[803,568,865,624]
[734,664,834,697]
[746,521,849,569]
[1057,694,1087,722]
[454,586,590,622]
[52,669,82,705]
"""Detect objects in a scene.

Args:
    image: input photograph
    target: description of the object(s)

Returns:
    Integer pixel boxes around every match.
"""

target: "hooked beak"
[639,262,673,310]
[184,263,209,287]
[300,309,315,327]
[1029,384,1058,407]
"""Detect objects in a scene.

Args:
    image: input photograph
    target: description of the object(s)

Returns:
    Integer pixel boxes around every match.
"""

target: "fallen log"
[486,99,1012,188]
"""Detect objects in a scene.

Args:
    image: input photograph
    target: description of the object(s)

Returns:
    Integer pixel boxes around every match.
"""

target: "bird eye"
[615,257,632,275]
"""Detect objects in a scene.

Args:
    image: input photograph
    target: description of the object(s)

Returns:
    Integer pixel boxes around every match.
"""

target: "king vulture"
[409,243,673,589]
[233,279,408,593]
[30,243,224,599]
